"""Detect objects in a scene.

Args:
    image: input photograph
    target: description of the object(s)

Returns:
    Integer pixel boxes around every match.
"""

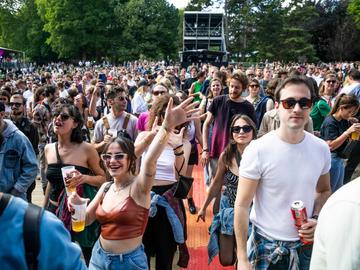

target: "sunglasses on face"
[231,125,253,133]
[326,80,336,84]
[115,96,127,101]
[280,98,312,110]
[249,84,259,88]
[9,102,22,108]
[53,112,71,121]
[0,98,8,102]
[153,91,166,96]
[247,74,255,77]
[101,153,128,162]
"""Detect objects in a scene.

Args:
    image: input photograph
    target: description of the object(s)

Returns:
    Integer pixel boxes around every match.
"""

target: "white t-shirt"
[310,177,360,270]
[93,112,138,142]
[239,131,331,241]
[131,92,148,115]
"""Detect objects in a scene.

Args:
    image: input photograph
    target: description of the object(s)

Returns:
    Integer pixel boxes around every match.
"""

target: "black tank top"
[46,142,91,202]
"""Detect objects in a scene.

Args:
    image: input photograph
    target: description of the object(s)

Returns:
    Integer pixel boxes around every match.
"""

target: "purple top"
[136,111,150,132]
[208,95,256,158]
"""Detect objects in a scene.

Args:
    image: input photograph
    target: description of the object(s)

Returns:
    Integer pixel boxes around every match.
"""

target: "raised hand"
[163,97,200,131]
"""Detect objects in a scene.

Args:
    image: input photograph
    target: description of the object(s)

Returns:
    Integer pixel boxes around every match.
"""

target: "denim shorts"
[89,239,149,270]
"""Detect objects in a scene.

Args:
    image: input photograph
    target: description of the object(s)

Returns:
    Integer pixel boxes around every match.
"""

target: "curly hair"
[147,94,180,131]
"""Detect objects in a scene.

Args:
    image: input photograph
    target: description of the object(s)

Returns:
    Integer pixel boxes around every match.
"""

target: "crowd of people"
[0,60,360,270]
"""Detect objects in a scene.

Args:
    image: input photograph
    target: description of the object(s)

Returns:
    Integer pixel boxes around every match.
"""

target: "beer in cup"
[87,116,94,129]
[61,166,76,196]
[351,131,359,140]
[71,197,89,232]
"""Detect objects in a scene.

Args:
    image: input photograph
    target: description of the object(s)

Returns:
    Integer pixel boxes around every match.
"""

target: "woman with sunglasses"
[197,114,256,266]
[43,102,106,264]
[310,73,337,133]
[135,94,194,269]
[320,94,360,192]
[68,96,197,270]
[245,78,274,129]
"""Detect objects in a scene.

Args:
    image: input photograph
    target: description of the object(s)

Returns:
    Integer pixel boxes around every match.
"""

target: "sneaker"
[187,198,197,215]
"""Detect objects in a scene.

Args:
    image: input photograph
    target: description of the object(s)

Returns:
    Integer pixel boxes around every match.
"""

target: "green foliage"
[348,0,360,28]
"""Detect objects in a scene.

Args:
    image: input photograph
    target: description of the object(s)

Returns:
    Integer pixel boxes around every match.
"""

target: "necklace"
[112,179,134,193]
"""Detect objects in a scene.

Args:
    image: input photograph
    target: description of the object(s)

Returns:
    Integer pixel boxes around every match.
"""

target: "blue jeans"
[89,239,148,270]
[330,153,345,192]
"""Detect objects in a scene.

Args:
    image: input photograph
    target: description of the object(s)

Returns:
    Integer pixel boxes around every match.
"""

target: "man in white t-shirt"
[310,176,360,270]
[234,76,332,270]
[93,86,138,153]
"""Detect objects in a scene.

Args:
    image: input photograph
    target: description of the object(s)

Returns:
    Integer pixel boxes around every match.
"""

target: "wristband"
[173,144,184,151]
[311,215,318,220]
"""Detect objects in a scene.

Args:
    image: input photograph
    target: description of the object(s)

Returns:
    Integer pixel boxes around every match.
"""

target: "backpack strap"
[122,113,131,130]
[24,203,44,270]
[0,193,11,217]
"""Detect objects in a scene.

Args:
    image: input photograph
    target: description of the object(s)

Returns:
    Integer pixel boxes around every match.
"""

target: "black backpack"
[0,194,44,270]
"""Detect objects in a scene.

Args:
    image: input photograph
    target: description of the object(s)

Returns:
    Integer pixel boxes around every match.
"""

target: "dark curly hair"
[52,103,84,143]
[102,137,137,175]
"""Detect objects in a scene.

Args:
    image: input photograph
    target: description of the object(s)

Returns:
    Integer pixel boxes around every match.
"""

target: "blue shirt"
[0,196,86,270]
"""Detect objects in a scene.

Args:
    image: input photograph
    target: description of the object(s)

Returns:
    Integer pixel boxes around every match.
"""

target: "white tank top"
[141,145,176,182]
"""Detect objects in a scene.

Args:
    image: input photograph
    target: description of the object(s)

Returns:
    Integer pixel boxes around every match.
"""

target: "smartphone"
[98,73,107,84]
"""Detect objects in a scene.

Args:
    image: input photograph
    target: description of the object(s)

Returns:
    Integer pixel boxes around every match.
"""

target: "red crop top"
[95,183,149,240]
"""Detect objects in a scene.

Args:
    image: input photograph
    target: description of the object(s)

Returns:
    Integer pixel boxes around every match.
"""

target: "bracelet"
[174,151,184,156]
[173,144,184,151]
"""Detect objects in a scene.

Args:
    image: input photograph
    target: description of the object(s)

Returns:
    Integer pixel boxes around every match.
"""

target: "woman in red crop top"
[69,96,199,270]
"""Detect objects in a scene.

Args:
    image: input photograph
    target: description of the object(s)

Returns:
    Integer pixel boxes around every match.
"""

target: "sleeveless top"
[46,142,91,203]
[141,145,176,182]
[95,182,149,240]
[223,170,239,208]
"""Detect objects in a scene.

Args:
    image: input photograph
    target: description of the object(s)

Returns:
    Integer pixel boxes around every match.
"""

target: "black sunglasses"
[9,102,23,108]
[153,91,166,96]
[326,80,336,84]
[280,98,312,110]
[101,153,128,162]
[249,84,260,88]
[115,96,127,101]
[231,125,253,133]
[53,112,71,121]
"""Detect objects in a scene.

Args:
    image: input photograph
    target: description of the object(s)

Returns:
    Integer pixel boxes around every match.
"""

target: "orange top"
[95,184,149,240]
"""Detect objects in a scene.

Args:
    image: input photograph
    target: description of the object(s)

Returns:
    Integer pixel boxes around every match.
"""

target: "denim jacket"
[149,192,184,243]
[0,120,38,199]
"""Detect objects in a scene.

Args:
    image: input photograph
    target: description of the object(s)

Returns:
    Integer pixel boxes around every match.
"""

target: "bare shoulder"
[83,141,98,155]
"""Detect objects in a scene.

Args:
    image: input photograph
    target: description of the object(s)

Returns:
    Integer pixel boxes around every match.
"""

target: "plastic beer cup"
[108,129,117,138]
[351,131,359,140]
[61,166,76,196]
[87,116,94,129]
[71,197,89,232]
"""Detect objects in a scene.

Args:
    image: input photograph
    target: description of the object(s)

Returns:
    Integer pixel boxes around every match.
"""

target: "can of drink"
[291,200,312,245]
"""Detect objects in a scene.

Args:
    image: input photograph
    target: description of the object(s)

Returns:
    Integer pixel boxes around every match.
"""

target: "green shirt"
[310,99,331,131]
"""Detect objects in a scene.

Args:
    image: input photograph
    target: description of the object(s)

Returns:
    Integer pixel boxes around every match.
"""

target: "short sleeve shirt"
[320,115,350,154]
[208,95,256,158]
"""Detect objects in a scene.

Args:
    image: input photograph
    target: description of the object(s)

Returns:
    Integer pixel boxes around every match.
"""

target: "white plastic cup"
[87,116,94,129]
[61,166,76,196]
[71,198,89,232]
[108,129,117,138]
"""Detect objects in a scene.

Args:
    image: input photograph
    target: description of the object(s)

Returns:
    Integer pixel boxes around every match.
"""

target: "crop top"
[95,182,149,240]
[141,145,176,182]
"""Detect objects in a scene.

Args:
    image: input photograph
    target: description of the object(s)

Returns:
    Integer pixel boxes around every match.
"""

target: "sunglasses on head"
[101,153,128,162]
[53,112,71,121]
[153,91,166,96]
[280,98,312,110]
[231,125,253,133]
[326,80,336,84]
[9,102,22,108]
